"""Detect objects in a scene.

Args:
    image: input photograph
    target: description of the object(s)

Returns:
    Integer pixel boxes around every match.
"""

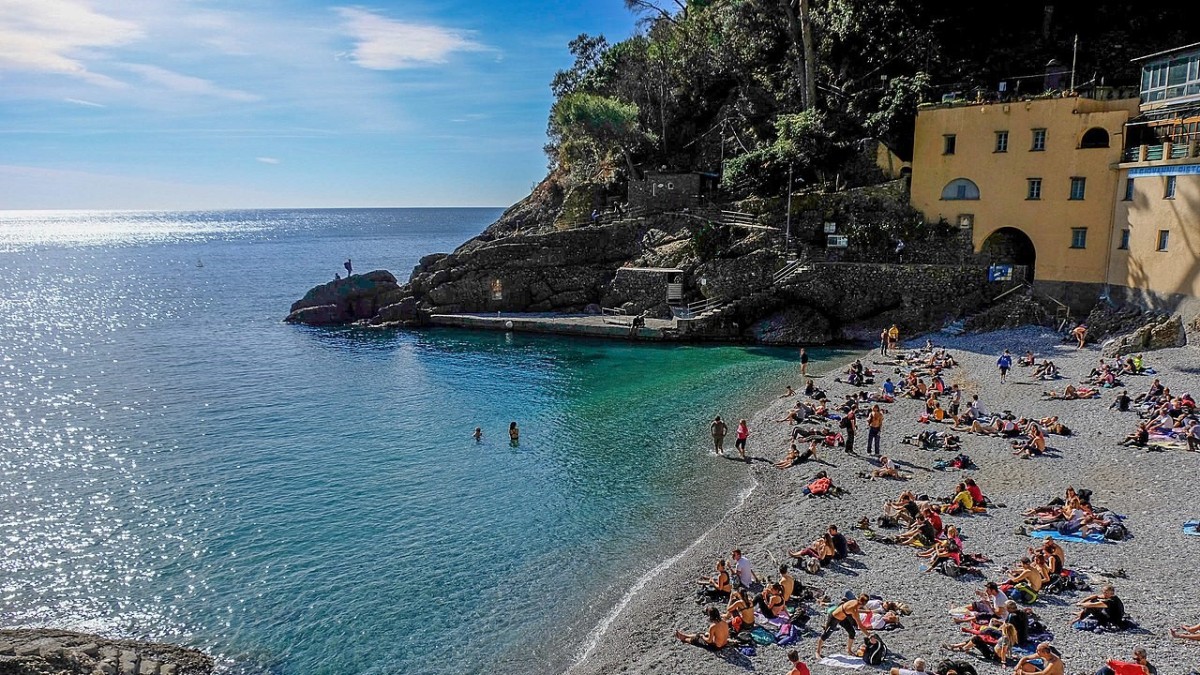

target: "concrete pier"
[428,312,681,340]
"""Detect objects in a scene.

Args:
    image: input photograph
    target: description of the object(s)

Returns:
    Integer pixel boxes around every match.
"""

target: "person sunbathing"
[1019,350,1035,367]
[1000,558,1044,602]
[674,605,730,651]
[696,559,732,601]
[789,533,837,566]
[776,401,812,424]
[1013,642,1063,675]
[896,513,938,547]
[954,581,1009,623]
[1043,384,1079,400]
[884,491,921,524]
[1119,422,1150,447]
[942,618,1018,664]
[871,455,901,480]
[1170,622,1200,641]
[724,587,755,633]
[1032,360,1059,380]
[945,482,983,513]
[964,478,986,506]
[755,582,790,622]
[1074,585,1125,627]
[776,441,818,469]
[1032,537,1065,575]
[804,378,827,401]
[1038,416,1071,436]
[1013,425,1047,458]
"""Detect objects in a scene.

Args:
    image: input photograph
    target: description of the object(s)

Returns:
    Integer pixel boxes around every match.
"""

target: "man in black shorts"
[815,594,871,659]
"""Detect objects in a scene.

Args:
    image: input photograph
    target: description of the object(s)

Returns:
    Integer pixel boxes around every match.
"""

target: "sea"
[0,208,833,674]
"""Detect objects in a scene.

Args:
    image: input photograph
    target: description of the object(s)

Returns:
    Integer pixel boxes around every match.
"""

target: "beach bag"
[803,557,821,575]
[861,636,886,665]
[1105,523,1128,540]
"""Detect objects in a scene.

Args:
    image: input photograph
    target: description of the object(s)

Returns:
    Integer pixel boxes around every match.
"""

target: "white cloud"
[256,157,280,164]
[335,7,486,70]
[0,0,140,85]
[122,64,260,102]
[64,97,105,108]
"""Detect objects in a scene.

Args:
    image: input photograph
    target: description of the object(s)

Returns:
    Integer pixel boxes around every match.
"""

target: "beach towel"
[818,654,866,670]
[749,625,776,645]
[1184,520,1200,537]
[1035,529,1110,544]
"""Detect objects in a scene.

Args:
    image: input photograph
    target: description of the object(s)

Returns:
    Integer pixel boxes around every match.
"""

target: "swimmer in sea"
[473,427,482,442]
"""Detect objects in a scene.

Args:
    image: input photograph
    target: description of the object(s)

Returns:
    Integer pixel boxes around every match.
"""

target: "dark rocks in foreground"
[0,629,211,675]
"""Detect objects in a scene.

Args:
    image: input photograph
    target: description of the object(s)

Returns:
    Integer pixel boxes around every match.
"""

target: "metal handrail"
[601,306,627,316]
[672,297,724,320]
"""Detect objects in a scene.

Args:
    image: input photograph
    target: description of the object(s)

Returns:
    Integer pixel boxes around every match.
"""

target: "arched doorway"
[980,227,1036,281]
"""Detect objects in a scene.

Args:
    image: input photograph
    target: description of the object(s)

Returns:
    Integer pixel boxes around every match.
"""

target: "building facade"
[910,95,1139,309]
[1108,43,1200,310]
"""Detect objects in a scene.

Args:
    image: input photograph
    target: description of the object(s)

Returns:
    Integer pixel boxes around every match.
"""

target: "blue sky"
[0,1,638,209]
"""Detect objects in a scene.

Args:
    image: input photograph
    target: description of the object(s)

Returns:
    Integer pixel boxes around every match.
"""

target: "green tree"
[549,92,651,181]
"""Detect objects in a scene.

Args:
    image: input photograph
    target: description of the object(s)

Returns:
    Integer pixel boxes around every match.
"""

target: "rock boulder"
[1102,314,1187,357]
[285,271,400,325]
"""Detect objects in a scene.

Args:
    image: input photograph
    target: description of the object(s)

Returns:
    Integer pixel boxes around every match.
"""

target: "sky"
[0,0,639,209]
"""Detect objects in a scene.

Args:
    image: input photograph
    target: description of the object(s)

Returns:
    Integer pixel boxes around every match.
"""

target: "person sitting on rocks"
[696,559,732,601]
[942,618,1019,664]
[1012,424,1047,458]
[1000,558,1044,604]
[1019,350,1036,367]
[897,513,939,548]
[805,378,827,401]
[1074,585,1125,628]
[674,605,730,651]
[884,491,921,525]
[724,587,755,633]
[1119,422,1150,447]
[1093,648,1156,675]
[954,581,1009,624]
[1014,641,1064,675]
[870,455,902,480]
[789,532,838,566]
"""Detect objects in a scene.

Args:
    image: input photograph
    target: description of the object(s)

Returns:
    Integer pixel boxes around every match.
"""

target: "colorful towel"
[1184,520,1200,537]
[749,625,776,645]
[1035,530,1110,544]
[818,654,866,670]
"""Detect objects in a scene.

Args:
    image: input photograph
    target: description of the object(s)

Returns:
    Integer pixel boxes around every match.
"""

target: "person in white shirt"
[731,548,754,588]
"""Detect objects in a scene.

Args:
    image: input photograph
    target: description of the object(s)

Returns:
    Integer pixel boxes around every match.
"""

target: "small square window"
[1027,178,1042,200]
[1118,229,1130,250]
[1165,175,1177,199]
[1069,177,1086,200]
[1032,128,1047,151]
[995,131,1009,153]
[944,135,957,155]
[1070,228,1087,249]
[1157,230,1170,251]
[1123,178,1135,201]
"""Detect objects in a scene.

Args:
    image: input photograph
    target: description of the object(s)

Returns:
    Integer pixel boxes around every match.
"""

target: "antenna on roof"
[1070,34,1078,92]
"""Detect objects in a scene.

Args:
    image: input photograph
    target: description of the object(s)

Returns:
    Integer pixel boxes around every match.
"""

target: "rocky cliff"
[0,629,211,675]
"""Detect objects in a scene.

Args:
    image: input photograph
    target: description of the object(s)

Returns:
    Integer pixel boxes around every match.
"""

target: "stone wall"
[600,268,678,318]
[725,263,1000,344]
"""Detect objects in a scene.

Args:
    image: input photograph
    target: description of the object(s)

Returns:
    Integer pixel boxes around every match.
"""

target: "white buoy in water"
[505,320,514,329]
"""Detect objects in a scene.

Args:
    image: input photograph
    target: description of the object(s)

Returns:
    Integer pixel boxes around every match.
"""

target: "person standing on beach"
[1072,323,1088,349]
[880,329,889,356]
[888,324,900,351]
[867,405,884,456]
[735,419,751,462]
[800,347,810,376]
[841,410,857,454]
[710,416,728,455]
[998,350,1013,384]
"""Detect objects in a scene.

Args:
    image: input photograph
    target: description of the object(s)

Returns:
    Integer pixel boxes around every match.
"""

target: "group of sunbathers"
[1021,487,1128,541]
[1113,376,1200,450]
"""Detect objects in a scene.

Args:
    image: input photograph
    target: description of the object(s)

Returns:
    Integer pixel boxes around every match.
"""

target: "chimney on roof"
[1043,58,1069,91]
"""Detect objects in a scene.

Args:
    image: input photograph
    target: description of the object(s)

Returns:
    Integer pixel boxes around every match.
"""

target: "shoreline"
[566,326,1198,675]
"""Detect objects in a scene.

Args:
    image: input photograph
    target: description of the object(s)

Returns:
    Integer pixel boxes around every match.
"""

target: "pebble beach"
[568,327,1199,675]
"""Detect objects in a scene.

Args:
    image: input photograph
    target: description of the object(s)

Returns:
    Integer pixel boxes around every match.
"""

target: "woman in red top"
[735,419,750,462]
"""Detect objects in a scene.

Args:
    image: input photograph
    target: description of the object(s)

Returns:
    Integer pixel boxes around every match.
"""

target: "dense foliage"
[545,1,1193,201]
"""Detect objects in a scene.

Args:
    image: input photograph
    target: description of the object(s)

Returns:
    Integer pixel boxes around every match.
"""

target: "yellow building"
[910,94,1140,308]
[1108,43,1200,312]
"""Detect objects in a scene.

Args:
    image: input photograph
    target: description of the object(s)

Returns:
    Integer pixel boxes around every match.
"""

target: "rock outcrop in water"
[284,270,404,326]
[0,629,212,675]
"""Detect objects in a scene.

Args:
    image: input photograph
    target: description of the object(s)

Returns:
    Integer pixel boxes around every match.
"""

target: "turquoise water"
[0,209,817,674]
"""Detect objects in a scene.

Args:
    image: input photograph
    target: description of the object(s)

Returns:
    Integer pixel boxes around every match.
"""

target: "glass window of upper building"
[1137,43,1200,107]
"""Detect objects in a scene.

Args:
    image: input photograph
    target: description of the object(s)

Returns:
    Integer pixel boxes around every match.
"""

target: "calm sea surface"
[0,209,829,674]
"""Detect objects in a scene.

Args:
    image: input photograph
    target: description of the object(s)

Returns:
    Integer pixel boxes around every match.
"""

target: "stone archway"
[980,227,1036,281]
